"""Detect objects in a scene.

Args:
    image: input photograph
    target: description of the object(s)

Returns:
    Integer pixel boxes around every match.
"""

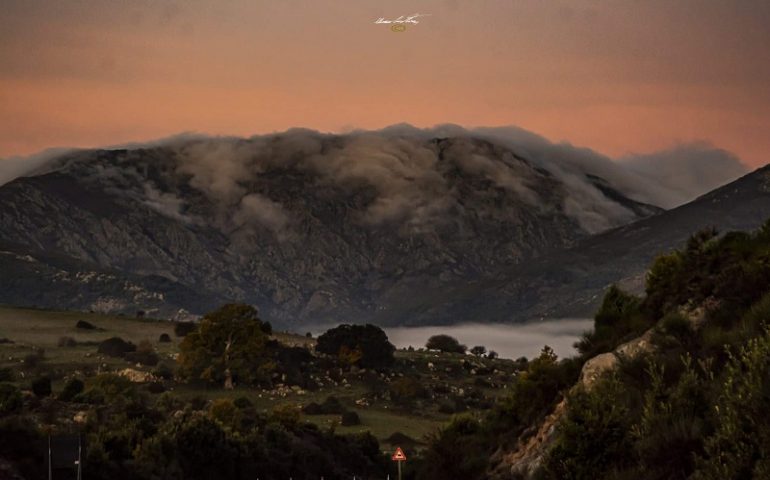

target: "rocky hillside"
[401,165,770,325]
[0,129,663,325]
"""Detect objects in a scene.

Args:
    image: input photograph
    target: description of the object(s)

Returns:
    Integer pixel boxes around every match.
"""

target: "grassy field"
[0,305,517,448]
[0,305,179,371]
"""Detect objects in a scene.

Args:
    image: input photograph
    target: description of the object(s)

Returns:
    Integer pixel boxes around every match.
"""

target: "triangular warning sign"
[391,446,407,461]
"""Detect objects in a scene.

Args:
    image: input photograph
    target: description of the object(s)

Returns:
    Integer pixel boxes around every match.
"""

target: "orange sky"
[1,0,769,166]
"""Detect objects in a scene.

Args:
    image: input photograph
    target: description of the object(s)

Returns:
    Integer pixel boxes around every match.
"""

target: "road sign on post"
[391,446,407,480]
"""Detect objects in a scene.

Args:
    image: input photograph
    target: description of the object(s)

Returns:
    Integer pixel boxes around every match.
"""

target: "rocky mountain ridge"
[0,130,664,325]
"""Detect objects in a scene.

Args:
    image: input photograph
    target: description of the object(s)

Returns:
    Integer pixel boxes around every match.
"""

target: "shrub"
[158,333,171,343]
[487,351,499,359]
[470,345,487,357]
[0,383,22,414]
[58,378,84,401]
[233,396,253,409]
[174,322,197,337]
[320,396,346,414]
[270,403,301,428]
[0,367,14,382]
[124,340,159,366]
[576,286,650,358]
[341,411,361,426]
[656,311,695,348]
[31,376,52,397]
[209,398,242,429]
[75,320,97,330]
[73,387,105,405]
[541,376,633,479]
[147,382,165,394]
[426,335,466,353]
[57,336,77,347]
[151,362,175,380]
[85,374,136,402]
[175,416,239,480]
[694,332,770,479]
[438,399,458,414]
[97,337,136,358]
[23,349,45,367]
[389,377,427,404]
[302,402,323,415]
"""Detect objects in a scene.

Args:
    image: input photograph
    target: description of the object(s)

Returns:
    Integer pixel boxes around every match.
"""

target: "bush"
[302,397,346,415]
[97,337,136,358]
[58,336,77,347]
[85,374,137,402]
[320,395,346,414]
[657,311,695,347]
[426,335,466,354]
[487,351,499,359]
[0,367,14,382]
[152,362,175,380]
[470,345,487,357]
[316,324,395,369]
[208,398,242,430]
[389,377,427,404]
[541,376,633,479]
[58,378,84,401]
[23,348,45,367]
[158,333,171,343]
[147,382,165,394]
[233,396,253,409]
[302,402,323,415]
[174,322,197,337]
[75,320,97,330]
[124,340,159,366]
[341,411,361,426]
[270,404,301,428]
[438,399,458,414]
[0,383,23,414]
[31,376,52,397]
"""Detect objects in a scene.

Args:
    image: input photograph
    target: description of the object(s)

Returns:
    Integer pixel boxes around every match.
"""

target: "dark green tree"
[178,304,273,388]
[426,334,467,353]
[316,324,395,368]
[470,345,487,357]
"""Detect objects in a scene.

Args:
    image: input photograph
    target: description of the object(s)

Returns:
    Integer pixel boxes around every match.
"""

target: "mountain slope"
[398,165,770,325]
[0,131,662,324]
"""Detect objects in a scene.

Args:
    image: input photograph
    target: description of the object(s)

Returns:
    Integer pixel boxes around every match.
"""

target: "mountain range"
[0,126,763,327]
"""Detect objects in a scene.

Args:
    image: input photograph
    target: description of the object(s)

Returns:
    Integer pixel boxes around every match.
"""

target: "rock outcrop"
[494,306,709,479]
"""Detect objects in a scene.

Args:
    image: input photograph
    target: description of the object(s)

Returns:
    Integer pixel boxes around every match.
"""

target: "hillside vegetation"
[0,305,520,479]
[419,221,770,480]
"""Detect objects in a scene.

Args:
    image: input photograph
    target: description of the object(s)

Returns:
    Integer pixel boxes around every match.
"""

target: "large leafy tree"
[316,324,395,369]
[178,304,273,388]
[425,334,467,354]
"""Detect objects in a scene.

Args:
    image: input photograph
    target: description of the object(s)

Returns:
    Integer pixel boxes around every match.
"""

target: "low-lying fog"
[383,319,593,360]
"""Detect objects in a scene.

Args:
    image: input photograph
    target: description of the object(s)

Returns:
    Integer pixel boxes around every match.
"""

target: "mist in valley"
[306,318,594,360]
[382,318,593,360]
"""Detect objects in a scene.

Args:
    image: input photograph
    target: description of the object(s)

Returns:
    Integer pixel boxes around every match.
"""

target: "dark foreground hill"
[419,220,770,480]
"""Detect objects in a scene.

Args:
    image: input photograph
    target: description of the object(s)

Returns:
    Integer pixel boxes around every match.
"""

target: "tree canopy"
[177,304,273,387]
[426,334,467,354]
[315,324,395,369]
